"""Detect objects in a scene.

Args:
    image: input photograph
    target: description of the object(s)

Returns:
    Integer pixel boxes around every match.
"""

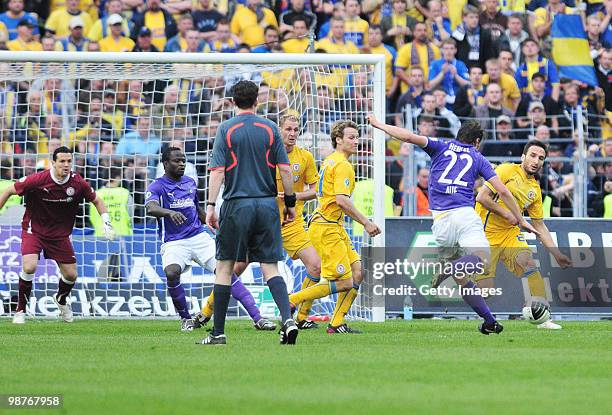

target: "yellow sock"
[526,270,546,298]
[330,284,359,327]
[297,275,320,321]
[202,290,214,318]
[289,280,336,306]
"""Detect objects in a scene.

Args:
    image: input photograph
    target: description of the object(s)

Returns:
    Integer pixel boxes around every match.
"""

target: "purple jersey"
[145,175,204,243]
[423,138,496,211]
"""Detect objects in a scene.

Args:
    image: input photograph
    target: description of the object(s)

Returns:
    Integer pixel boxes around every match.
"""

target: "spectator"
[282,16,311,53]
[557,83,598,138]
[253,25,282,52]
[483,57,521,111]
[479,0,507,42]
[425,0,451,48]
[396,22,441,94]
[515,38,560,100]
[516,73,560,131]
[164,13,194,52]
[45,0,93,38]
[317,1,344,40]
[534,124,551,143]
[301,84,339,135]
[386,140,409,205]
[363,24,399,111]
[230,0,278,49]
[516,101,549,140]
[501,14,529,71]
[0,0,39,41]
[13,89,43,154]
[432,88,460,136]
[192,0,224,43]
[131,0,177,52]
[586,15,604,60]
[59,16,91,51]
[6,19,41,50]
[415,166,430,216]
[428,38,469,106]
[533,0,577,47]
[87,40,100,51]
[116,116,160,156]
[151,84,188,138]
[279,0,316,36]
[454,65,485,117]
[415,91,452,138]
[395,66,425,126]
[343,0,369,48]
[132,27,160,52]
[481,115,522,157]
[317,16,359,54]
[41,34,62,51]
[99,14,134,52]
[381,0,416,50]
[541,145,574,217]
[473,82,514,136]
[595,48,611,113]
[87,0,130,42]
[452,5,498,70]
[209,19,240,52]
[182,29,207,52]
[499,49,515,76]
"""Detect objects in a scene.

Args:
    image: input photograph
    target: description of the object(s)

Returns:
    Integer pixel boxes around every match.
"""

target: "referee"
[201,80,299,346]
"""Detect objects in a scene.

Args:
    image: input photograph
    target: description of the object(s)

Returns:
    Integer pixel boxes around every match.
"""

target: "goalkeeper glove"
[101,213,116,241]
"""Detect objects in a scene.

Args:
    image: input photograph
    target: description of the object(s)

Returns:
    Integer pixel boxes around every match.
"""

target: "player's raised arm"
[530,219,572,268]
[0,183,17,211]
[368,113,428,148]
[485,176,540,236]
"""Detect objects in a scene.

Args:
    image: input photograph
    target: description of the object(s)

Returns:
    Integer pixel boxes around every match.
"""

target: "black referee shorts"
[216,197,284,263]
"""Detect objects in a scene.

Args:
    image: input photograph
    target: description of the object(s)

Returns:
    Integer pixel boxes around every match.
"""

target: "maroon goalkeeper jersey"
[14,170,97,239]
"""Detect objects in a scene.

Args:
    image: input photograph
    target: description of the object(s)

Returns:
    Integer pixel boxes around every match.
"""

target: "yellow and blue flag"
[551,14,598,87]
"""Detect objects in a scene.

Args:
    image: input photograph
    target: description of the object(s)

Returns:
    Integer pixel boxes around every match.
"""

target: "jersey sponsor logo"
[66,187,75,196]
[169,198,195,209]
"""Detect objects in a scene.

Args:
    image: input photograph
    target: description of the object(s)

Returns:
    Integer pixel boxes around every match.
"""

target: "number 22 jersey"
[423,137,496,211]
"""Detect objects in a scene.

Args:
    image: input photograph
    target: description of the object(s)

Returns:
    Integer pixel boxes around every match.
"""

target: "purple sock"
[461,280,496,324]
[167,279,191,320]
[452,254,482,270]
[231,275,262,322]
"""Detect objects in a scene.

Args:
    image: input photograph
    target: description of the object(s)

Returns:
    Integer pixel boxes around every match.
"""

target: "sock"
[17,272,34,312]
[167,278,191,319]
[289,280,338,306]
[267,276,292,322]
[56,275,75,306]
[461,280,496,325]
[525,269,546,298]
[297,274,320,321]
[202,290,214,318]
[451,254,483,273]
[212,284,231,336]
[231,275,262,322]
[330,283,360,327]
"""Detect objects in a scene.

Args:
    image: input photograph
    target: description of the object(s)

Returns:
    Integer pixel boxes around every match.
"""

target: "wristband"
[101,212,111,224]
[207,202,216,207]
[284,193,297,208]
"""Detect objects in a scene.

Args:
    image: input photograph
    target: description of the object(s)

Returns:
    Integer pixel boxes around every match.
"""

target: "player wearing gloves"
[0,146,115,324]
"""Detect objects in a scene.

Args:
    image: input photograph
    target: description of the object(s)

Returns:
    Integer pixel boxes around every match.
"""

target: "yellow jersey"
[482,73,521,110]
[282,38,311,54]
[313,151,355,224]
[87,18,131,41]
[49,0,98,20]
[276,146,319,224]
[396,41,440,93]
[317,37,360,55]
[45,10,93,38]
[99,35,135,52]
[145,10,167,51]
[476,163,544,234]
[230,5,278,48]
[6,39,42,51]
[367,44,395,92]
[344,17,369,47]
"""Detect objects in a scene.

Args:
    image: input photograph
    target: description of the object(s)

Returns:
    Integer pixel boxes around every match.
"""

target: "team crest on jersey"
[344,178,350,187]
[66,187,75,196]
[527,189,535,200]
[19,176,26,182]
[336,264,345,274]
[293,163,300,171]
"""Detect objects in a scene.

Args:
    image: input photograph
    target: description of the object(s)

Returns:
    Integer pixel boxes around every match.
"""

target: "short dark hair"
[369,24,383,33]
[237,43,251,52]
[264,25,279,34]
[291,16,308,27]
[532,72,546,82]
[109,167,123,181]
[456,120,484,145]
[231,80,259,109]
[523,140,548,157]
[216,18,230,28]
[162,146,182,162]
[52,146,73,161]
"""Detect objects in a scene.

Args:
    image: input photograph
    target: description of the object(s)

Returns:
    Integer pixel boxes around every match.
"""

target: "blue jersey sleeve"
[423,136,446,157]
[478,154,497,182]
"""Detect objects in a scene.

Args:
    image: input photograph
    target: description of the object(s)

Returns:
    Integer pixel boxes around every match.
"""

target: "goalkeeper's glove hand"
[101,213,116,241]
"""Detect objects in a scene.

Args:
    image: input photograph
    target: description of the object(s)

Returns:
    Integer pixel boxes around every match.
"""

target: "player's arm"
[297,183,317,201]
[336,194,381,237]
[146,200,187,226]
[531,219,572,268]
[0,183,17,211]
[278,163,296,224]
[475,185,518,226]
[368,114,428,148]
[91,195,116,241]
[486,176,540,236]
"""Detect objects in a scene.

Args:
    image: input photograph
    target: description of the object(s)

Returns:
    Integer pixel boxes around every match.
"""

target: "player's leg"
[13,253,39,324]
[294,245,322,328]
[160,239,195,330]
[55,262,77,323]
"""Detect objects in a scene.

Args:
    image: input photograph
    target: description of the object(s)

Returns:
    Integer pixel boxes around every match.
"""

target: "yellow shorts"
[476,227,532,281]
[308,222,360,280]
[282,220,312,259]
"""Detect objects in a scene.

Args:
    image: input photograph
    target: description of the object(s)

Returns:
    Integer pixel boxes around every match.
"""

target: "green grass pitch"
[2,319,611,415]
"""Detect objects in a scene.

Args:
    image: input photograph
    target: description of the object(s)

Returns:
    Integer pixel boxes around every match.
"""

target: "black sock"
[267,276,291,323]
[212,284,231,336]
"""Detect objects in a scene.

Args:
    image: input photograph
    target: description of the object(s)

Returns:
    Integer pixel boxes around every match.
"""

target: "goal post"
[0,51,386,322]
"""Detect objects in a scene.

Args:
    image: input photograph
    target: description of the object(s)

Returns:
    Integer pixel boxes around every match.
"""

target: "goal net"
[0,52,386,321]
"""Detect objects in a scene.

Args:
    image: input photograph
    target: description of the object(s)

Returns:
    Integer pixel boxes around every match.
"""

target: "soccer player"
[474,141,572,329]
[201,80,298,345]
[145,147,275,331]
[288,120,382,334]
[368,115,539,334]
[0,146,115,324]
[195,115,322,330]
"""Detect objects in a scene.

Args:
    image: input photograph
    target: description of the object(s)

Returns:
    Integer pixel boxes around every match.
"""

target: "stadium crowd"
[0,0,611,226]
